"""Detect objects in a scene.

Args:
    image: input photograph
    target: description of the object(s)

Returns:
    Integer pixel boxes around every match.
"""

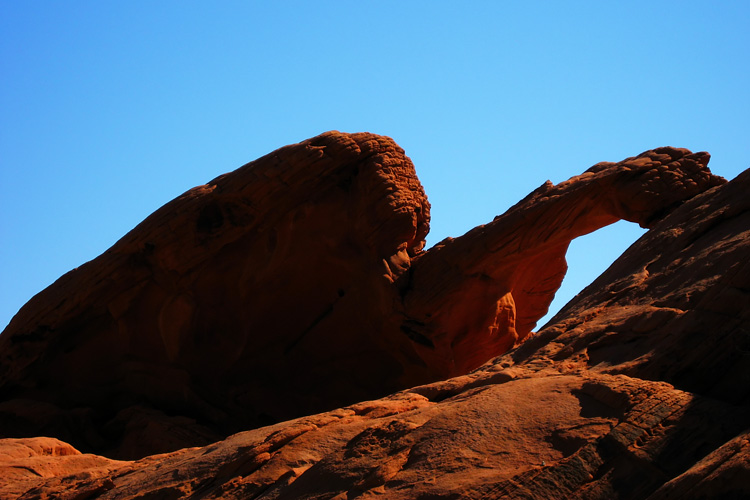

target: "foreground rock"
[2,167,748,499]
[0,132,722,460]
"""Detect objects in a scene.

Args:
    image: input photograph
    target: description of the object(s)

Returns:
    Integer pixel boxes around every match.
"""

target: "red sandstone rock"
[0,437,122,499]
[0,133,725,462]
[0,132,433,458]
[2,134,747,500]
[400,145,722,376]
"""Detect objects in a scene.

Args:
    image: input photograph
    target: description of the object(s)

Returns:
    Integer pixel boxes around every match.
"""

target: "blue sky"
[1,2,748,332]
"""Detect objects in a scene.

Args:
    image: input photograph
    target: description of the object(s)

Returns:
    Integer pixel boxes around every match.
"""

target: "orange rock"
[0,135,747,499]
[1,132,434,459]
[0,133,727,466]
[401,146,723,376]
[0,437,123,499]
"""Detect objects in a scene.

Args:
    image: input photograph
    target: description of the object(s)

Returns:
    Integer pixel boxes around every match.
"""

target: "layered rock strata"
[0,132,725,462]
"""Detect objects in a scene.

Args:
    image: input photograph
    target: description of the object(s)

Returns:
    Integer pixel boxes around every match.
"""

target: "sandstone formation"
[1,163,748,498]
[0,132,722,460]
[2,131,747,498]
[0,132,435,459]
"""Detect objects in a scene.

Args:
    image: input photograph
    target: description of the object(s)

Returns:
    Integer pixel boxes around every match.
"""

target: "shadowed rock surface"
[2,132,748,499]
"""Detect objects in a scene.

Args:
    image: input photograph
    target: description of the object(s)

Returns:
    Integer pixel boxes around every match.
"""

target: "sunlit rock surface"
[2,133,747,499]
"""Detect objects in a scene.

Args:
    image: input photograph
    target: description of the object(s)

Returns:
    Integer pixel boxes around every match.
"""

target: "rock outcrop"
[1,162,748,499]
[2,131,747,499]
[0,132,434,459]
[0,132,722,460]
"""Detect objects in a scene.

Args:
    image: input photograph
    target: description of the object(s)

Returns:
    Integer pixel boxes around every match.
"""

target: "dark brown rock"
[0,132,729,469]
[0,132,433,458]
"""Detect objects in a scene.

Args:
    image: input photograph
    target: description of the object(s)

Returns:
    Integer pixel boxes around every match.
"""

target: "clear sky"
[1,2,748,332]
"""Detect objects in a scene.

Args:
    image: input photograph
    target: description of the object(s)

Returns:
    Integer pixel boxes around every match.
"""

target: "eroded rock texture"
[1,166,747,499]
[1,132,434,458]
[0,131,734,474]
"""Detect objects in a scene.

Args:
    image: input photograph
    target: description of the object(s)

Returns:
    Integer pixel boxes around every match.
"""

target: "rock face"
[0,132,434,458]
[1,159,748,499]
[2,131,748,498]
[0,132,722,460]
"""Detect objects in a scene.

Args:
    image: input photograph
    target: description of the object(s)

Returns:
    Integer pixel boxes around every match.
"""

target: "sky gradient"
[2,2,749,332]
